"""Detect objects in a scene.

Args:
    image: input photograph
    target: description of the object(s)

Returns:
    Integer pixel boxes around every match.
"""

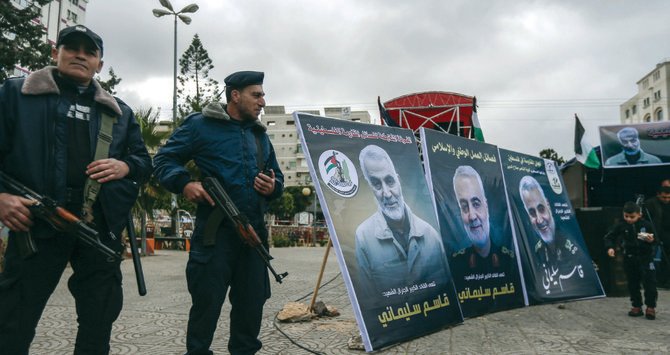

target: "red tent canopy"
[383,91,474,137]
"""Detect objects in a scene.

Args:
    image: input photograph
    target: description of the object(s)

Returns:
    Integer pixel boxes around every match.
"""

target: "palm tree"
[133,108,172,250]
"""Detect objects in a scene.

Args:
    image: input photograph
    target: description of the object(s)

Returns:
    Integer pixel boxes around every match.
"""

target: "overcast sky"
[86,0,670,158]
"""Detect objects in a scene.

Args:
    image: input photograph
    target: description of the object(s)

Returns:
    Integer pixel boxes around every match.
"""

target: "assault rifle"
[202,177,288,283]
[0,171,121,261]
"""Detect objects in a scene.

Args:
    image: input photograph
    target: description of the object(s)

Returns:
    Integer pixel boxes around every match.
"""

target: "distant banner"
[420,128,526,318]
[599,122,670,168]
[295,113,462,352]
[499,149,605,303]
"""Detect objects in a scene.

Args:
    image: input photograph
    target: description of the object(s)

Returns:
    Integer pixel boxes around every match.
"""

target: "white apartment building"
[40,0,90,43]
[620,59,669,124]
[9,0,89,76]
[262,106,371,187]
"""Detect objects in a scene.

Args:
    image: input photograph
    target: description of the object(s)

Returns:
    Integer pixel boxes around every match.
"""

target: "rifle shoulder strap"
[82,111,117,223]
[255,133,267,214]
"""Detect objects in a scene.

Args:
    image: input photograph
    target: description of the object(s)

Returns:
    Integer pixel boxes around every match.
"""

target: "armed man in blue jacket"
[0,25,151,354]
[153,71,284,355]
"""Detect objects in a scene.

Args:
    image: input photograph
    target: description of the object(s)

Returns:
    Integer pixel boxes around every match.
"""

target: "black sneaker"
[628,307,643,317]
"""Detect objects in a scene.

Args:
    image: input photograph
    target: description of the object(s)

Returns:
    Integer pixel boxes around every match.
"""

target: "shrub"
[272,234,291,248]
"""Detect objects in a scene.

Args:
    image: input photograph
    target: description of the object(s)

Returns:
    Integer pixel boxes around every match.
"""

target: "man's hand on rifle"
[0,192,34,232]
[254,169,275,196]
[183,181,215,206]
[86,158,129,183]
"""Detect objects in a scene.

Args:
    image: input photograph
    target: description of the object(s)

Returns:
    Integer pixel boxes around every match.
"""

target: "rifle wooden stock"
[0,171,121,261]
[202,177,288,283]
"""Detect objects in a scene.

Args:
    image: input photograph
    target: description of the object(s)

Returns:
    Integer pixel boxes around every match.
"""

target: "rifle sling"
[255,133,267,214]
[82,111,117,223]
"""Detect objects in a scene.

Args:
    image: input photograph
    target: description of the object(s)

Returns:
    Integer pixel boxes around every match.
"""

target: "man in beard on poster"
[519,175,590,295]
[450,166,516,283]
[354,144,450,298]
[604,127,661,166]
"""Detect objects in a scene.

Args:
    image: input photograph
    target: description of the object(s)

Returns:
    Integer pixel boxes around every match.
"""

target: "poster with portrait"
[295,113,462,352]
[599,122,670,168]
[499,149,605,304]
[420,129,526,318]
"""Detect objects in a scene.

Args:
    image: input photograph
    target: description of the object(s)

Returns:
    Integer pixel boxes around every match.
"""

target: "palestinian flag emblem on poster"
[318,149,359,197]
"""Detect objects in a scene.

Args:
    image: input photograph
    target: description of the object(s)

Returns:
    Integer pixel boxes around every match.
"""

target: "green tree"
[97,67,122,95]
[268,191,295,220]
[267,186,318,221]
[176,34,222,120]
[539,148,566,165]
[0,0,53,82]
[132,108,172,240]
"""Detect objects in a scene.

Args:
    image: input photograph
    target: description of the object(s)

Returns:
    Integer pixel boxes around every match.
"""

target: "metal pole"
[172,16,179,236]
[175,209,181,239]
[172,14,178,125]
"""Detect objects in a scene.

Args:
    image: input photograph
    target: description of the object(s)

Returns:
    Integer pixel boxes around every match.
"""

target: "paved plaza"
[32,247,670,354]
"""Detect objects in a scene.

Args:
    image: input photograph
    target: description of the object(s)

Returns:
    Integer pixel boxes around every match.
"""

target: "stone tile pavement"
[32,247,670,354]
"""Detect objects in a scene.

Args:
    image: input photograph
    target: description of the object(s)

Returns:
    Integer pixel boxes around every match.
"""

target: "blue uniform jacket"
[153,102,284,240]
[0,67,152,238]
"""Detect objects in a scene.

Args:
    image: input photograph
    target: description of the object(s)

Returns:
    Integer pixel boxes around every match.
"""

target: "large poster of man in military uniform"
[420,128,526,318]
[499,148,605,304]
[295,114,462,352]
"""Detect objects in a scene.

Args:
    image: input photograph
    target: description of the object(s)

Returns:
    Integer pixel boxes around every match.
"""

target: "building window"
[287,120,295,125]
[654,90,661,101]
[656,109,663,121]
[70,0,79,5]
[267,121,276,126]
[289,161,297,170]
[632,105,637,114]
[268,134,274,139]
[653,70,660,81]
[644,114,651,122]
[643,97,650,108]
[67,10,78,23]
[625,109,630,118]
[642,79,649,89]
[12,0,30,7]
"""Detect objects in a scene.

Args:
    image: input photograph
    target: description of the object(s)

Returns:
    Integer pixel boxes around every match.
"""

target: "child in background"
[605,201,658,319]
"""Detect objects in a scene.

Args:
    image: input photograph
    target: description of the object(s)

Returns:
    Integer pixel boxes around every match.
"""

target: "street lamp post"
[153,0,198,237]
[152,0,199,125]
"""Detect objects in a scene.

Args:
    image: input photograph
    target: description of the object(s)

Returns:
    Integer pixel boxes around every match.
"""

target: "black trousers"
[185,225,270,355]
[0,229,123,355]
[624,256,657,308]
[656,243,670,285]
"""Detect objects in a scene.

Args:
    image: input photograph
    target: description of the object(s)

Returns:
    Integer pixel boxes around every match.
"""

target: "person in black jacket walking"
[605,201,658,320]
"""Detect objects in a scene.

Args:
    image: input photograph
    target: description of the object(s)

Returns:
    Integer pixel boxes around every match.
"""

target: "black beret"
[224,71,264,89]
[57,25,104,57]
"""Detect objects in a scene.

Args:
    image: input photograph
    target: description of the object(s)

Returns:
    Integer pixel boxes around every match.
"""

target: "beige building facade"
[9,0,89,76]
[620,59,669,124]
